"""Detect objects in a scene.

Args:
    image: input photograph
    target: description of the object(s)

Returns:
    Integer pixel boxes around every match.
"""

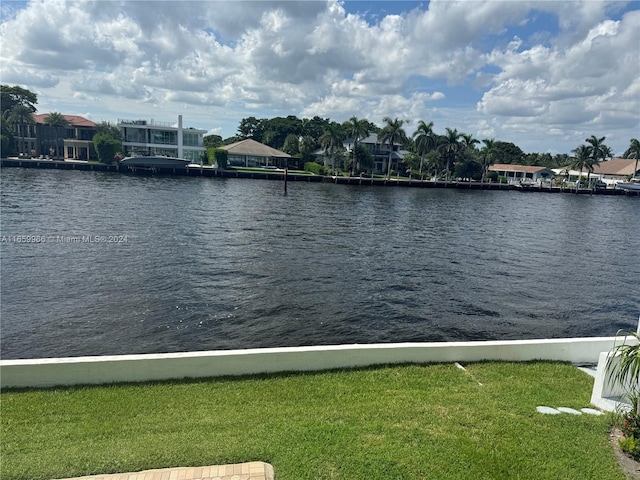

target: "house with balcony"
[13,114,97,160]
[317,134,408,174]
[118,115,206,164]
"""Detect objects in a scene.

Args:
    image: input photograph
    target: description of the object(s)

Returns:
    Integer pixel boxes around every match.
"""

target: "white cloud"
[0,0,637,154]
[478,8,639,146]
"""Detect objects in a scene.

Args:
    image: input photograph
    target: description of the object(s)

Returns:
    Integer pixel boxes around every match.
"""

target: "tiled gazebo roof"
[220,139,290,158]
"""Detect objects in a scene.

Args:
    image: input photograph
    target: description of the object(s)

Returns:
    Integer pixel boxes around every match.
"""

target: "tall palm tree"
[319,123,344,174]
[345,116,370,175]
[461,133,480,151]
[5,105,35,155]
[480,138,497,183]
[437,127,462,182]
[379,117,408,179]
[44,112,70,127]
[585,135,607,171]
[413,120,436,179]
[623,138,640,179]
[571,144,594,190]
[44,112,71,159]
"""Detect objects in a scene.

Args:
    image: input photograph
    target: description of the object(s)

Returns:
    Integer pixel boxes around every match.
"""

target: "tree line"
[206,114,639,180]
[2,85,638,175]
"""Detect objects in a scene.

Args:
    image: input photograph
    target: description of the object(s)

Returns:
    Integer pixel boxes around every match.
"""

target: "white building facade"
[118,115,206,163]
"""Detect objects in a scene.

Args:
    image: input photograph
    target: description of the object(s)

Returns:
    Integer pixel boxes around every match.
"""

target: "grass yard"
[226,167,312,175]
[0,362,625,480]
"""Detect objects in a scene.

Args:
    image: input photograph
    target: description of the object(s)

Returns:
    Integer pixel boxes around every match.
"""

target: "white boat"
[119,155,191,168]
[616,178,640,192]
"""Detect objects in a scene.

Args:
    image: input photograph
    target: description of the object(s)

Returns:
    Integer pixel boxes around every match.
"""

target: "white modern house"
[117,115,206,163]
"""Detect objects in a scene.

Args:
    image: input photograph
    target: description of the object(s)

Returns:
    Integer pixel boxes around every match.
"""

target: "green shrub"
[617,407,640,460]
[304,161,322,175]
[621,411,640,439]
[212,148,228,169]
[93,133,121,164]
[619,436,640,460]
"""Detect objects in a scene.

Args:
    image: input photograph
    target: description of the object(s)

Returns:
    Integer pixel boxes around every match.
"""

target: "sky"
[1,0,638,155]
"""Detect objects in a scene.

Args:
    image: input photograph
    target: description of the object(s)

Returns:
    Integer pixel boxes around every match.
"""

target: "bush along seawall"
[1,157,637,195]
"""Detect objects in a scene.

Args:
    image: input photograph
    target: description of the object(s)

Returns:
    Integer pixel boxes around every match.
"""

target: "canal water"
[1,168,638,359]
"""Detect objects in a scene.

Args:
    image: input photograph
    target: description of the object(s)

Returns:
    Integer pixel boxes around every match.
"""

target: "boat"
[616,178,640,192]
[119,155,191,168]
[511,178,536,190]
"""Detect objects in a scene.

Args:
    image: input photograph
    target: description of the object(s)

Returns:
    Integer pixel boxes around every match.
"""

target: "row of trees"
[217,114,639,180]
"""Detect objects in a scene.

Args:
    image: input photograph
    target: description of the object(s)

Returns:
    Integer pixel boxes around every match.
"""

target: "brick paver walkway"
[55,462,274,480]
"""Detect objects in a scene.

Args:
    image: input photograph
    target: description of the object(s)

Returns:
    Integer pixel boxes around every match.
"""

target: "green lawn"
[0,362,624,480]
[226,167,313,174]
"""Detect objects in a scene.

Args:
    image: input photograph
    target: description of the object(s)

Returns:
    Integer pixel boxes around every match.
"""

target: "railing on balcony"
[118,118,175,128]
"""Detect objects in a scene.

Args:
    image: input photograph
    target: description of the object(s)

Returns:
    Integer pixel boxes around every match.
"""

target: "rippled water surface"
[1,168,638,359]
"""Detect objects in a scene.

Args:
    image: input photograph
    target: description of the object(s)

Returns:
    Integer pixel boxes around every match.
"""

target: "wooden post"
[284,167,288,195]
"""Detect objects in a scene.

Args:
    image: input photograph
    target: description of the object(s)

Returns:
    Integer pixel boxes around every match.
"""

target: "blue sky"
[1,0,638,155]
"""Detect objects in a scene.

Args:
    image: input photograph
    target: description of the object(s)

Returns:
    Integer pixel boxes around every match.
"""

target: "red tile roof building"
[12,113,97,160]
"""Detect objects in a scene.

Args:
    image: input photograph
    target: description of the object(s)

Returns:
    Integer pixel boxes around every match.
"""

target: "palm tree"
[44,112,70,127]
[606,331,640,416]
[437,127,462,182]
[423,150,443,180]
[44,112,70,159]
[461,133,480,151]
[345,117,370,175]
[570,144,594,190]
[413,120,436,179]
[379,117,409,179]
[585,135,607,183]
[623,138,640,179]
[480,138,497,183]
[319,123,344,174]
[5,104,35,156]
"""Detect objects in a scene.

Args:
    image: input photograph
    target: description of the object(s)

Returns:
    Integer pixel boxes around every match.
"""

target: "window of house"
[228,154,244,166]
[183,133,199,147]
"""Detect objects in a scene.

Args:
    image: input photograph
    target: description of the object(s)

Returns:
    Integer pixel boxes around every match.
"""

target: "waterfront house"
[13,113,97,160]
[347,134,409,175]
[553,158,639,186]
[317,134,408,175]
[220,138,292,169]
[489,164,553,183]
[118,115,206,164]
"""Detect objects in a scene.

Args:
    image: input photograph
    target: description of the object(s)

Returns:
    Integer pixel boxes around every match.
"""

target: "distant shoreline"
[1,157,636,196]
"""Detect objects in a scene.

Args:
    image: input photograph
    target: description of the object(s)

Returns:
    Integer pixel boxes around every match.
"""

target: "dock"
[1,158,637,195]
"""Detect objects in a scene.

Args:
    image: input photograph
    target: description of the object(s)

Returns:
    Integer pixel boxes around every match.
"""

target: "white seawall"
[0,336,628,389]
